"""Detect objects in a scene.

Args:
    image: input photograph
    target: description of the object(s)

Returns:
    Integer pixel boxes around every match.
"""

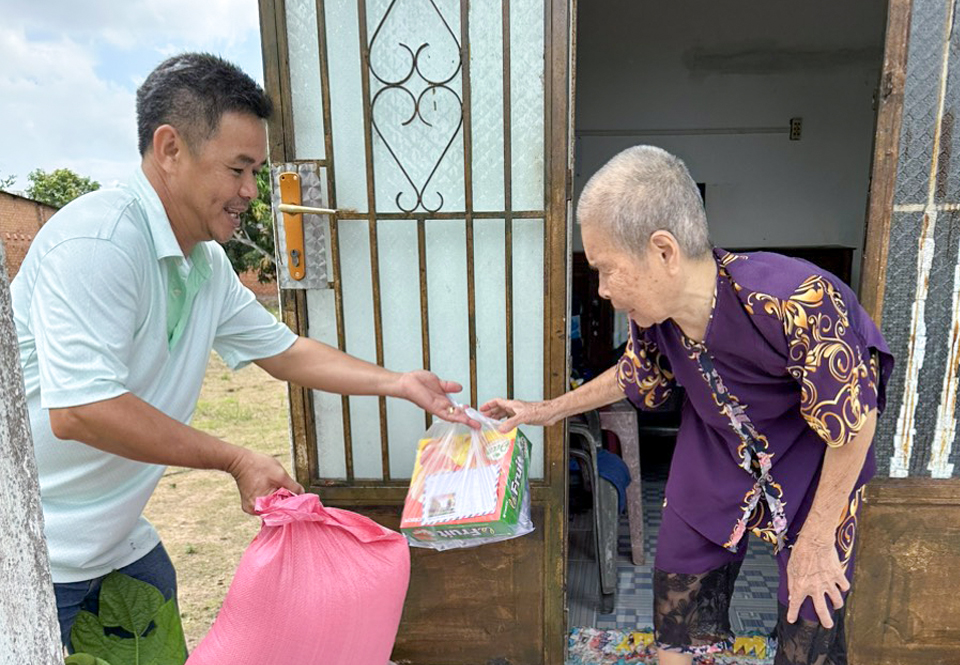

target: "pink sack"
[186,489,410,665]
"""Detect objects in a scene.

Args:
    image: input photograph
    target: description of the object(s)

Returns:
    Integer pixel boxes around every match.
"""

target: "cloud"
[0,0,263,186]
[0,0,260,50]
[0,27,139,186]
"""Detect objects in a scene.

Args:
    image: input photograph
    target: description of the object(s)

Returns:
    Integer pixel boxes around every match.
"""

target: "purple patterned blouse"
[617,249,894,553]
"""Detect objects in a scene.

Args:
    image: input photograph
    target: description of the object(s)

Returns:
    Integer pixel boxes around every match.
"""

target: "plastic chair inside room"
[568,410,619,613]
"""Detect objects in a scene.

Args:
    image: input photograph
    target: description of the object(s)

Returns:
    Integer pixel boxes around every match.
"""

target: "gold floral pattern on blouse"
[745,276,872,448]
[719,251,747,268]
[836,484,864,572]
[617,330,675,409]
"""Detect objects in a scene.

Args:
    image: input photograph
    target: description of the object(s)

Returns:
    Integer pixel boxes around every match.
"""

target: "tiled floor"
[568,461,780,635]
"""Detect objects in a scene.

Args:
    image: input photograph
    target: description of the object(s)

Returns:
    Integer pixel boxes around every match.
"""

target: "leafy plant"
[224,166,276,283]
[0,171,16,191]
[65,654,112,665]
[70,572,187,665]
[26,167,100,208]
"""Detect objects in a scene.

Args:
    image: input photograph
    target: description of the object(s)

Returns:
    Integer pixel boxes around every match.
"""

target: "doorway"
[566,0,889,658]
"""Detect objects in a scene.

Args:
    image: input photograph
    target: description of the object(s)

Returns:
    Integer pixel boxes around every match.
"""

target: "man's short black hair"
[136,52,273,156]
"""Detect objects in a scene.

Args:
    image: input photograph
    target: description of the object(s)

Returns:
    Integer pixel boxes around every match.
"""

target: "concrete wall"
[0,191,57,280]
[574,0,888,288]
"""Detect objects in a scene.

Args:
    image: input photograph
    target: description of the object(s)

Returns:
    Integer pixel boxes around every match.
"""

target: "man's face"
[581,220,673,329]
[171,111,267,248]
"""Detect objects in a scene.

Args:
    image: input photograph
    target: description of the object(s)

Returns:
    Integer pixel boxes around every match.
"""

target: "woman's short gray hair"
[577,145,711,259]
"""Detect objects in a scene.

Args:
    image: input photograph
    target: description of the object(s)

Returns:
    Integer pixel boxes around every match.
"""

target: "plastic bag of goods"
[400,407,534,550]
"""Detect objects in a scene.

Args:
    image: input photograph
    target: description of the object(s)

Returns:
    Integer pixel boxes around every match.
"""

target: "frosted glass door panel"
[378,220,428,479]
[286,0,326,160]
[513,218,545,479]
[510,0,545,211]
[473,220,508,405]
[425,220,471,400]
[367,0,465,213]
[325,0,369,212]
[306,288,346,478]
[338,219,382,478]
[468,0,505,212]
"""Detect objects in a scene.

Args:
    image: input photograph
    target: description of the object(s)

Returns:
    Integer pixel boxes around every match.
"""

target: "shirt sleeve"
[211,248,297,370]
[31,238,140,409]
[781,276,880,448]
[616,321,675,409]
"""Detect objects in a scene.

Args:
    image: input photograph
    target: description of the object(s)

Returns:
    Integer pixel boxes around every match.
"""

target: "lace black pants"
[652,499,860,663]
[653,563,848,664]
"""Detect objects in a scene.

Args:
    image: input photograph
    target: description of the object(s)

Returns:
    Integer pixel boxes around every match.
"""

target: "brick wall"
[0,192,57,280]
[238,270,279,306]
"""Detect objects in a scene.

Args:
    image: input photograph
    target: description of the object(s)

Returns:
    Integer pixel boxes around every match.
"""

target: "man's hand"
[398,371,481,429]
[225,448,304,515]
[480,398,560,433]
[785,536,848,628]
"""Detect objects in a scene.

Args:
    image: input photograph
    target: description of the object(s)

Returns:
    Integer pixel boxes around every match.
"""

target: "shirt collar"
[128,166,187,261]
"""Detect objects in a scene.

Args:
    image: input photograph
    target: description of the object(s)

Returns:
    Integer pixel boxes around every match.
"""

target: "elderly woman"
[482,145,893,665]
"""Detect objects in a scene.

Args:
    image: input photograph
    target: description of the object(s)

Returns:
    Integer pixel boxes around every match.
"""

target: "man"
[12,53,475,649]
[483,146,893,664]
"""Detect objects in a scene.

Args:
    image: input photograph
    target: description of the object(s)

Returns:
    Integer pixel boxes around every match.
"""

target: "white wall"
[574,0,888,288]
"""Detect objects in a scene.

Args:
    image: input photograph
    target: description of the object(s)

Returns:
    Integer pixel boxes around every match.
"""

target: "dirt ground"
[142,352,291,650]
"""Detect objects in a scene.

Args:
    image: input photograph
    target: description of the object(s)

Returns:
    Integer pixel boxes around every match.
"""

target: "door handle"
[278,172,307,281]
[272,165,336,289]
[277,175,343,281]
[276,203,340,216]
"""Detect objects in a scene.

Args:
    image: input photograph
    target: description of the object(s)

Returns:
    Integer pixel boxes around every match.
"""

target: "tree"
[0,172,16,191]
[26,168,100,208]
[0,241,63,664]
[224,167,276,283]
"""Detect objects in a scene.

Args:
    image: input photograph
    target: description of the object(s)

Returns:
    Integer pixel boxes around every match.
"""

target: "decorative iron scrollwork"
[368,0,463,214]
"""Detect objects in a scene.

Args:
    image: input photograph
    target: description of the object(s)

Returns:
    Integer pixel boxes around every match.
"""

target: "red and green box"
[401,427,531,546]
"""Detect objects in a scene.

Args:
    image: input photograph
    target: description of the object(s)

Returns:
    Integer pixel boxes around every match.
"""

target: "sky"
[0,0,265,192]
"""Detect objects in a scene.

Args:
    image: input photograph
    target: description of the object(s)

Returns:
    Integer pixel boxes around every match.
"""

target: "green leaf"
[65,654,112,665]
[71,611,138,664]
[137,599,188,665]
[69,573,187,665]
[71,611,110,653]
[99,572,166,636]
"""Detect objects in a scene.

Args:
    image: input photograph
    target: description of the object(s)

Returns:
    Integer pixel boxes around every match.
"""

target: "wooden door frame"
[259,0,320,488]
[258,0,571,661]
[858,0,910,323]
[843,1,958,661]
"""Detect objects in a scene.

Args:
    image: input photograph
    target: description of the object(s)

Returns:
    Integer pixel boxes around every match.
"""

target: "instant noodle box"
[401,426,532,546]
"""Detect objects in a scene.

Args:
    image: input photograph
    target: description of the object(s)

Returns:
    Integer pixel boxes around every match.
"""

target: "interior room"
[566,0,889,642]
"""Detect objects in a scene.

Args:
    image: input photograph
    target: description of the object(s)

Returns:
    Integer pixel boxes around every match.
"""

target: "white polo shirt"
[11,167,297,583]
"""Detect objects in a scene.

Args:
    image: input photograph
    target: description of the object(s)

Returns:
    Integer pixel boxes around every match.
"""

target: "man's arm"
[786,408,877,628]
[254,337,479,428]
[49,393,303,514]
[480,365,625,432]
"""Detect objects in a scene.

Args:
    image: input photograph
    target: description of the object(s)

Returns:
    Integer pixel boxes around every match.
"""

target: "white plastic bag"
[400,407,533,550]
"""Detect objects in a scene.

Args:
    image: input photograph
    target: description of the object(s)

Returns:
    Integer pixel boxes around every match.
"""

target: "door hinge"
[566,167,573,201]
